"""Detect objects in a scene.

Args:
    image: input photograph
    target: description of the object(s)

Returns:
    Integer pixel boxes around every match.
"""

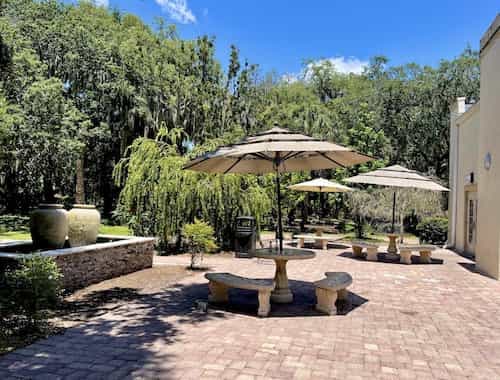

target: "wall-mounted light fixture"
[484,152,492,171]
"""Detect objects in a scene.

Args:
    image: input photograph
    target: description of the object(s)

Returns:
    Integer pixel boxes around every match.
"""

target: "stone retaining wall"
[0,236,156,291]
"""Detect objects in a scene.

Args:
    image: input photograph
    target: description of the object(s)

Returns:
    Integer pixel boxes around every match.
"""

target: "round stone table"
[386,233,399,259]
[254,247,315,303]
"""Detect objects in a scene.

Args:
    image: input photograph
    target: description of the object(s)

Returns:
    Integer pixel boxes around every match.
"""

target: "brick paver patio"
[2,242,500,379]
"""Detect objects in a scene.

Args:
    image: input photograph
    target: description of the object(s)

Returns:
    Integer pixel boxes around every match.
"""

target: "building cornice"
[481,14,500,53]
[455,102,480,126]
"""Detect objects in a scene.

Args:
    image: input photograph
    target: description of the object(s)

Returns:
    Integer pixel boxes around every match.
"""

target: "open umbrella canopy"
[184,125,373,253]
[344,165,449,191]
[288,177,353,193]
[344,165,448,234]
[184,126,372,174]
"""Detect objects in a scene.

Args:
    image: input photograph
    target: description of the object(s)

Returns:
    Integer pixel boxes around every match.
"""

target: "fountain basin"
[0,235,156,291]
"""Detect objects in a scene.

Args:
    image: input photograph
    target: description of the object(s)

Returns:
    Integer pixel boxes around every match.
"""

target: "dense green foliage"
[0,0,479,245]
[182,219,217,268]
[114,131,271,249]
[0,214,30,232]
[347,188,445,238]
[416,217,449,245]
[0,255,62,328]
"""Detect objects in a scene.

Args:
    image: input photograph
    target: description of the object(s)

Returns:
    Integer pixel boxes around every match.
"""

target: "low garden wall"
[0,235,156,291]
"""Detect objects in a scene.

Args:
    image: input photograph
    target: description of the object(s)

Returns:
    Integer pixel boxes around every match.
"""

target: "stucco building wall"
[448,102,479,253]
[476,15,500,278]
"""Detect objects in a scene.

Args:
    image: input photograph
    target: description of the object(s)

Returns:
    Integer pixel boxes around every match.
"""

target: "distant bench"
[205,272,275,317]
[294,234,343,250]
[399,244,436,264]
[295,234,330,250]
[351,241,380,261]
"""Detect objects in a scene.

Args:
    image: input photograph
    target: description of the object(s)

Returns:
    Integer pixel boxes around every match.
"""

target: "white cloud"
[155,0,197,24]
[95,0,109,7]
[320,56,368,75]
[281,73,300,84]
[282,56,368,83]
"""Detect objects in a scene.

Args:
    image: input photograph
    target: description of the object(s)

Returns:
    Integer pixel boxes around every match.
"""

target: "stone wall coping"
[0,235,157,260]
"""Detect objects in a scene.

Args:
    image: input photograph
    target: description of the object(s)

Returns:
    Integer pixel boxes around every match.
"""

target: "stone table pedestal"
[255,248,315,303]
[386,233,399,260]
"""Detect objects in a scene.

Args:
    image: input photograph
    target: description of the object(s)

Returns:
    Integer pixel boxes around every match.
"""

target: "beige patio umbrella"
[184,125,372,252]
[344,165,449,232]
[289,177,353,226]
[288,177,353,193]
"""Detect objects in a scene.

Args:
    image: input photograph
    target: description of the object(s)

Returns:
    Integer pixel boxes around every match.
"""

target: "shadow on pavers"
[207,279,368,318]
[288,241,350,250]
[337,251,444,265]
[1,282,228,379]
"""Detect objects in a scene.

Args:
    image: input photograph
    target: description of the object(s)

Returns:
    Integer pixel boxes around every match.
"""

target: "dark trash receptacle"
[235,216,256,258]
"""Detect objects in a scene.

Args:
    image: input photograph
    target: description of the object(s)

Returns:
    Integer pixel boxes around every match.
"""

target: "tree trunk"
[300,193,309,232]
[75,155,85,204]
[43,173,55,203]
[399,211,405,243]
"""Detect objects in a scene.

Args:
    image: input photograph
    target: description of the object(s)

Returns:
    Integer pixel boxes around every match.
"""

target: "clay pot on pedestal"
[30,204,68,250]
[68,204,101,247]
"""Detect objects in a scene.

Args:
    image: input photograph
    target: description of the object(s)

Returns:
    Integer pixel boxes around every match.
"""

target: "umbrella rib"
[249,152,272,161]
[282,151,303,161]
[183,156,210,170]
[223,155,246,174]
[318,152,346,168]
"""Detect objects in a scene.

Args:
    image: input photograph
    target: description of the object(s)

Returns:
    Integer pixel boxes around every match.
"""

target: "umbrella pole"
[276,170,283,253]
[392,190,396,233]
[275,154,283,253]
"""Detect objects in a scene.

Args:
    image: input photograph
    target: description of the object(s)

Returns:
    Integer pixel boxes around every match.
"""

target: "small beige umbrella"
[289,177,353,231]
[344,165,449,232]
[288,177,353,193]
[184,125,372,252]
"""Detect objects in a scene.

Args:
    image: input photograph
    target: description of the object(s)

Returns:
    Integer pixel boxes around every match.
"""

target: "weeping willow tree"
[114,131,271,249]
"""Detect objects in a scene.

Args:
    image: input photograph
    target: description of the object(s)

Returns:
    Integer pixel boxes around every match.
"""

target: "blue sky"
[96,0,498,76]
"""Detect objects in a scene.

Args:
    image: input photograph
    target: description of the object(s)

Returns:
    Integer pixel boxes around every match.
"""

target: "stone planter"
[68,204,101,247]
[30,204,68,249]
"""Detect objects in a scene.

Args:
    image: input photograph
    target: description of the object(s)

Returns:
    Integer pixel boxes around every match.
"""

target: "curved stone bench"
[314,272,353,315]
[399,244,436,264]
[351,240,379,261]
[205,272,275,317]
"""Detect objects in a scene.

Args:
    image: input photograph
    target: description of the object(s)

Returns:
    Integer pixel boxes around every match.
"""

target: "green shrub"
[182,219,217,269]
[337,219,354,233]
[416,217,448,245]
[0,214,30,233]
[373,222,394,234]
[0,255,62,327]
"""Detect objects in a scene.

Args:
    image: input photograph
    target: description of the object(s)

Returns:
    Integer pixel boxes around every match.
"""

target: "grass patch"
[0,225,132,241]
[342,232,418,243]
[342,233,387,243]
[0,230,30,240]
[98,225,131,236]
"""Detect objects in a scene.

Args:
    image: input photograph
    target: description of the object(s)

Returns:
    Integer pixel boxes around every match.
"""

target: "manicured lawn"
[0,225,132,241]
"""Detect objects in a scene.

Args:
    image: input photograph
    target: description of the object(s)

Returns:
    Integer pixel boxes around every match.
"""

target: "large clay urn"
[30,204,68,249]
[68,204,101,247]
